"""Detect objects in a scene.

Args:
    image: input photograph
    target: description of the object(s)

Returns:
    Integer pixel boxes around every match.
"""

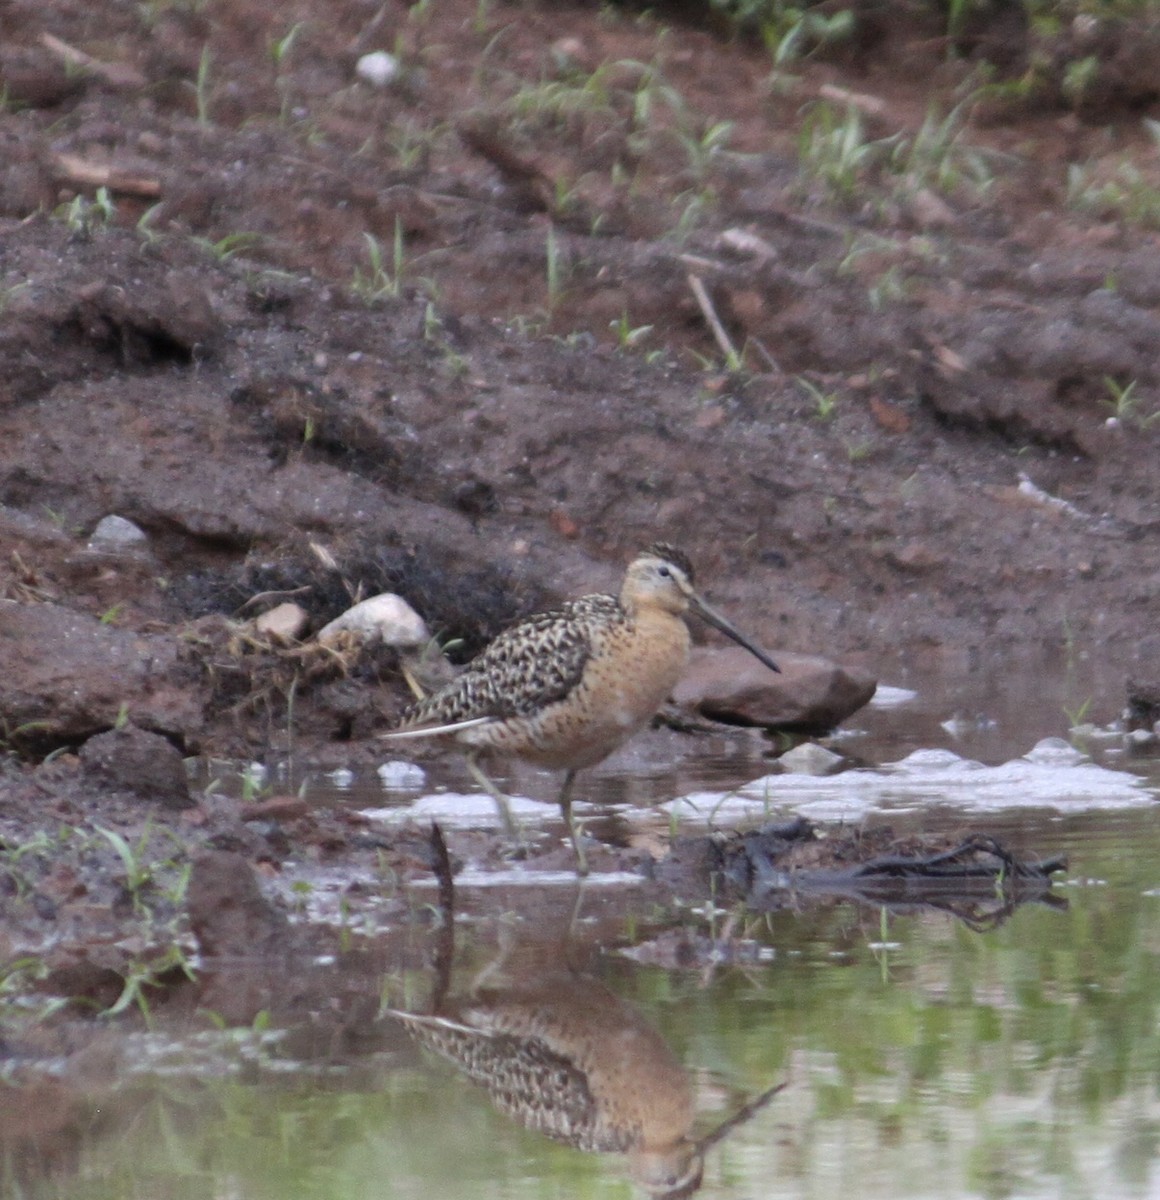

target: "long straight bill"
[689,594,780,674]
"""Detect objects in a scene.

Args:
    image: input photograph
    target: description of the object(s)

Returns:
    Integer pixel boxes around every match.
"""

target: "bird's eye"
[657,565,672,578]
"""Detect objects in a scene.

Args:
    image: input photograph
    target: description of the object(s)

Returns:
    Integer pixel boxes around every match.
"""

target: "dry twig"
[686,273,740,367]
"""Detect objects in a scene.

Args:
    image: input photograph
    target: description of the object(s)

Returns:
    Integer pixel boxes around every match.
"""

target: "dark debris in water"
[661,818,1067,928]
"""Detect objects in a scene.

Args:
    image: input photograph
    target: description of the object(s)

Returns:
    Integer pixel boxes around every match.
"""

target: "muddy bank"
[0,0,1158,766]
[1,0,1160,1058]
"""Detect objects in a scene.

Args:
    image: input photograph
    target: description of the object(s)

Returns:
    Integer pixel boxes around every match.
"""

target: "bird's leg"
[557,769,588,876]
[465,752,519,839]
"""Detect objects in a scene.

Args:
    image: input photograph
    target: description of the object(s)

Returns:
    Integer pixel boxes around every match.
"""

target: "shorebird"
[394,977,783,1197]
[393,974,704,1196]
[388,827,785,1198]
[382,544,780,873]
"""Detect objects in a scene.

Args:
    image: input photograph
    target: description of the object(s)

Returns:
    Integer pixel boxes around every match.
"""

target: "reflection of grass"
[623,857,1160,1193]
[0,819,196,1027]
[16,835,1160,1197]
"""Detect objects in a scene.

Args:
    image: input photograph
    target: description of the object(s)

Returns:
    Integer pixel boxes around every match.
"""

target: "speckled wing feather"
[393,1012,630,1153]
[399,594,625,726]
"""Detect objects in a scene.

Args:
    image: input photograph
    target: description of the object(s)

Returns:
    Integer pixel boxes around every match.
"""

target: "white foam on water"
[868,684,920,708]
[359,791,569,827]
[653,737,1157,824]
[410,867,643,888]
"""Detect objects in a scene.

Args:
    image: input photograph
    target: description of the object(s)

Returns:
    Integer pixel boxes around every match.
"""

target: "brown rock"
[78,725,192,809]
[0,49,85,108]
[185,851,288,959]
[0,600,204,752]
[869,395,911,434]
[673,647,876,735]
[239,795,310,822]
[254,601,309,643]
[70,271,220,365]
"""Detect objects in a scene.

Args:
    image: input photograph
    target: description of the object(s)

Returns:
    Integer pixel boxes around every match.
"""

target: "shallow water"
[13,806,1160,1200]
[10,674,1160,1200]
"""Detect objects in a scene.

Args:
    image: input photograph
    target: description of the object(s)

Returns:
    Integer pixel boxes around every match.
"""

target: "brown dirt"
[0,0,1158,1028]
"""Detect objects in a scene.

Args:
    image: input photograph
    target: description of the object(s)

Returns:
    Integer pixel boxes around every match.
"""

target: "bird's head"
[622,544,698,616]
[622,544,780,674]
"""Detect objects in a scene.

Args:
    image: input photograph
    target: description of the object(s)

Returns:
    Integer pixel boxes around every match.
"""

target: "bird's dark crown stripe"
[643,542,694,585]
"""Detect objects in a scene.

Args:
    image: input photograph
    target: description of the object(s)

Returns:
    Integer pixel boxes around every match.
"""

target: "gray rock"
[778,742,845,775]
[1123,727,1158,753]
[673,647,876,735]
[79,725,193,809]
[88,514,148,551]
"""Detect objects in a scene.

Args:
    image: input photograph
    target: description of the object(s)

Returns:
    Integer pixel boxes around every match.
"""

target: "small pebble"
[88,514,148,550]
[255,601,309,643]
[778,742,844,776]
[356,51,400,87]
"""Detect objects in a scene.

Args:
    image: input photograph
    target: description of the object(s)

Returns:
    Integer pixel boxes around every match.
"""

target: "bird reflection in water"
[388,828,782,1198]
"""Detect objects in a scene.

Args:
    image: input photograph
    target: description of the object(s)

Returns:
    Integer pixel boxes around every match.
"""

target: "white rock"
[88,514,147,550]
[317,594,429,649]
[254,601,309,643]
[778,742,845,775]
[1069,722,1121,742]
[719,228,778,262]
[356,51,400,87]
[362,791,559,826]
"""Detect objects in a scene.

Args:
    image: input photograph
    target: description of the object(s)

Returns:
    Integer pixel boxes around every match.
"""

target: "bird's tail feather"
[381,716,493,740]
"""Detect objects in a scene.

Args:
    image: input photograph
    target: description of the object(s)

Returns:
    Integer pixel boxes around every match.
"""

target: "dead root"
[179,613,402,722]
[670,818,1068,929]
